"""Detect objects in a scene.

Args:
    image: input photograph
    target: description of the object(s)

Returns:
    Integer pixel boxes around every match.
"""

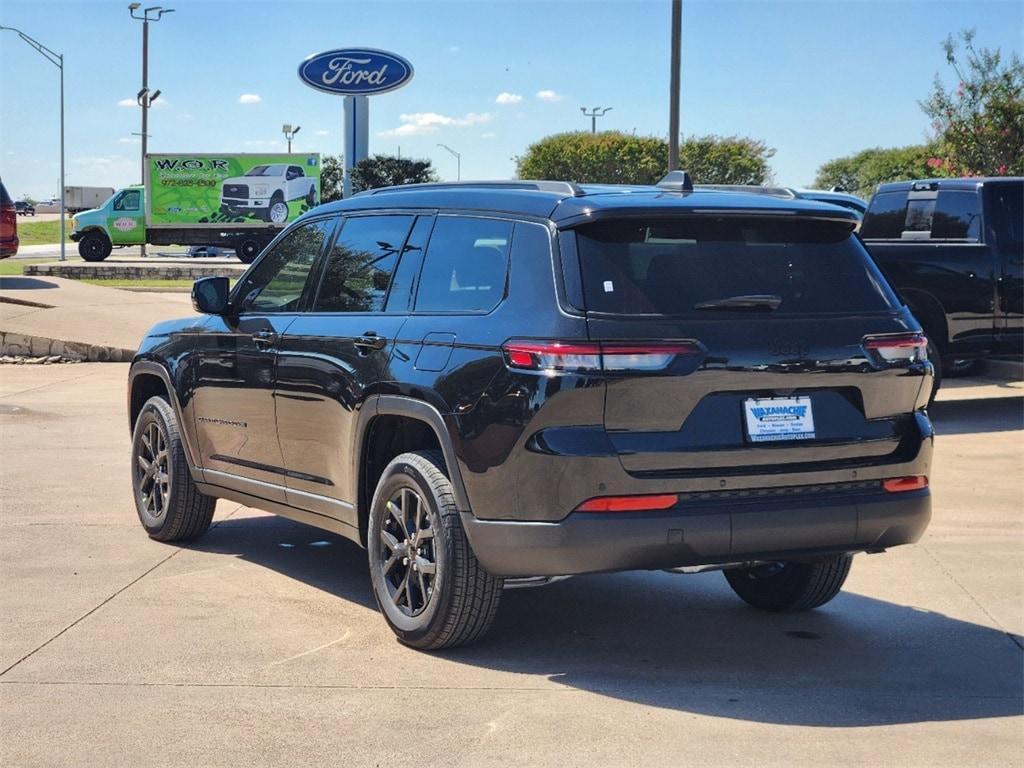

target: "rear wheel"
[367,450,502,650]
[724,554,852,611]
[235,238,262,264]
[78,231,112,262]
[131,396,215,542]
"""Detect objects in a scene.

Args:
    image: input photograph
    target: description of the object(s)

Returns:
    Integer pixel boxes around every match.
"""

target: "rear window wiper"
[694,294,782,311]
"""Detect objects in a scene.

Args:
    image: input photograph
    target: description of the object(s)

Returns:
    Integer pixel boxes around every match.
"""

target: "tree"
[515,132,774,185]
[320,155,344,203]
[516,132,667,184]
[351,154,437,194]
[920,29,1024,176]
[813,145,941,199]
[677,135,774,185]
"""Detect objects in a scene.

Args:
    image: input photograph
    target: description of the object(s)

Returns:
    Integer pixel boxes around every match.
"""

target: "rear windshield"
[573,217,899,316]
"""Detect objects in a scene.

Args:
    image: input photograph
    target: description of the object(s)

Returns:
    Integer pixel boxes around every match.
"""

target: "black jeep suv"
[127,175,934,649]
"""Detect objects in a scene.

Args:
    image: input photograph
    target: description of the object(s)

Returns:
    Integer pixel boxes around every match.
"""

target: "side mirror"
[192,276,230,315]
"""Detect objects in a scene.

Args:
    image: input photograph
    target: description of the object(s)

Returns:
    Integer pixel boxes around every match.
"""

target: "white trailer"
[63,186,114,213]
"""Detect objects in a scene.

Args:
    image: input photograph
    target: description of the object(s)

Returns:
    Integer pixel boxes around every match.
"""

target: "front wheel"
[724,554,852,612]
[265,195,289,224]
[78,231,112,261]
[131,396,215,542]
[367,450,503,650]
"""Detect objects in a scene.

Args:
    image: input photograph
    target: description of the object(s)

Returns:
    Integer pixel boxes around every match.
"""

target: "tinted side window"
[313,215,414,313]
[989,183,1024,250]
[931,191,981,240]
[860,191,908,239]
[415,217,513,313]
[235,219,332,313]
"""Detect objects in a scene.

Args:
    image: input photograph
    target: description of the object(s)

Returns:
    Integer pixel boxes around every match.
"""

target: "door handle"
[252,329,277,348]
[354,332,387,352]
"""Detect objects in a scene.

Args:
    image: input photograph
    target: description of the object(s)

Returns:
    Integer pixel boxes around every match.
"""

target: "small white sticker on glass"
[603,280,614,293]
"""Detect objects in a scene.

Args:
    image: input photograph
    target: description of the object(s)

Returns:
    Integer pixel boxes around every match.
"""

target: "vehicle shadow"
[0,276,59,291]
[929,395,1023,435]
[192,515,1024,728]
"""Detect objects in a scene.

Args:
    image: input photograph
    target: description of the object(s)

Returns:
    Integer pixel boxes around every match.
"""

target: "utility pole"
[437,143,461,181]
[282,124,301,153]
[580,106,612,134]
[129,3,173,256]
[0,26,66,261]
[668,0,682,170]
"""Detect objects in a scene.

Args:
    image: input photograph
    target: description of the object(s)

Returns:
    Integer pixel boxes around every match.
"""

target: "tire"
[235,238,261,264]
[78,231,112,262]
[131,395,215,543]
[367,450,503,650]
[926,336,943,405]
[724,554,852,612]
[265,194,288,224]
[306,187,318,207]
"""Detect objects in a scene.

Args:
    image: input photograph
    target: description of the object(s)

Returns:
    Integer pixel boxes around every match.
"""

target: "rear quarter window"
[574,216,900,316]
[414,216,513,313]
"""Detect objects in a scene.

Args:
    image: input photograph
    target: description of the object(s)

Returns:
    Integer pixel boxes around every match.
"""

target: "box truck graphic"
[220,163,319,223]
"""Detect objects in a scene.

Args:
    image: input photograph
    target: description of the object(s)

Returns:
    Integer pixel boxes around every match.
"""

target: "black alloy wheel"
[378,486,438,617]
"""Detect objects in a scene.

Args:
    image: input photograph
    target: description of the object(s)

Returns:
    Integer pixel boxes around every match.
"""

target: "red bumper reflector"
[576,494,679,512]
[883,476,928,493]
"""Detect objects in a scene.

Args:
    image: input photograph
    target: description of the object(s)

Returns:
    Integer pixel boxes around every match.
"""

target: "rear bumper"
[461,488,930,578]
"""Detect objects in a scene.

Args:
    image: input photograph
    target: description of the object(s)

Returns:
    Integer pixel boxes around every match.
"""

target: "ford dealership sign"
[298,48,414,96]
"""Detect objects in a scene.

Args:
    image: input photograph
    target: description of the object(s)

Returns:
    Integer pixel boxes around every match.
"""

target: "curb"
[0,331,133,362]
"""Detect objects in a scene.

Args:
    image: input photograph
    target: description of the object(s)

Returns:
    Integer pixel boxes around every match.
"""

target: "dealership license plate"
[743,396,815,443]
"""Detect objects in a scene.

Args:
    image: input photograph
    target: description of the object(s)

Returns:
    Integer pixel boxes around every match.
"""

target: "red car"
[1,179,18,259]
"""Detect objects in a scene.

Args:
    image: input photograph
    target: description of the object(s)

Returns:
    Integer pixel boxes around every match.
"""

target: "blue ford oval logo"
[298,48,414,96]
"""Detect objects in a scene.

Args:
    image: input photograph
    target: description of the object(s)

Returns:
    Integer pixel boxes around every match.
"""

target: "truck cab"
[70,186,144,260]
[861,178,1023,386]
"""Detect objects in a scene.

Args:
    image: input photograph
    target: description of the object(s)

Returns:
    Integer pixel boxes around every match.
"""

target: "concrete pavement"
[0,364,1021,767]
[0,277,196,359]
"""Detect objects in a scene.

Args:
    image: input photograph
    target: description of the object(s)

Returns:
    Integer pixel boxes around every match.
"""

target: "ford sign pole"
[298,48,414,198]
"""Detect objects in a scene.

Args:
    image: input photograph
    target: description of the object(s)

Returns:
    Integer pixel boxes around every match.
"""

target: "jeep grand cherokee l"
[127,174,934,650]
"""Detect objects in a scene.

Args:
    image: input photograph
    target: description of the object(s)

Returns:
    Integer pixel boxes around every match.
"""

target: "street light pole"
[580,106,612,134]
[437,143,461,181]
[668,0,682,171]
[129,4,173,257]
[282,124,301,153]
[0,26,66,261]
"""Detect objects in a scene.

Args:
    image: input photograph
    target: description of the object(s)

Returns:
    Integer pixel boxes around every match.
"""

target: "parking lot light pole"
[1,26,66,261]
[282,124,301,153]
[129,4,173,257]
[668,0,682,171]
[580,106,612,134]
[437,143,461,181]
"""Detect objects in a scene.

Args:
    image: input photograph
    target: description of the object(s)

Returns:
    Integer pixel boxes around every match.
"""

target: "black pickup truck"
[860,177,1023,392]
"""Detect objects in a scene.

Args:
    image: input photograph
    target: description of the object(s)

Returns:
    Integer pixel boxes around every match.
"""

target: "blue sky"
[1,0,1021,199]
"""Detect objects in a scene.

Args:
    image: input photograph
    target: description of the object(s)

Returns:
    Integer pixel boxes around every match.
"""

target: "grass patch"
[0,258,54,276]
[14,219,74,246]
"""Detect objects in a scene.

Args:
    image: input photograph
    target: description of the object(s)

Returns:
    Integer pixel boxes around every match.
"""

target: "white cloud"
[243,139,282,147]
[495,92,522,105]
[315,129,329,136]
[449,45,460,53]
[118,97,167,108]
[379,111,493,137]
[118,137,141,144]
[238,93,262,104]
[536,89,564,103]
[481,132,496,139]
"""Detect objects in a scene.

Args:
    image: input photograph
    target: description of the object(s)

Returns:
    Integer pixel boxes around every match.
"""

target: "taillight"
[863,333,928,364]
[575,494,679,512]
[883,476,928,493]
[503,340,699,372]
[1,204,14,229]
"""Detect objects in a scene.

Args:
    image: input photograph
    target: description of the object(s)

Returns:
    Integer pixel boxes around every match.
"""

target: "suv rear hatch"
[565,213,930,478]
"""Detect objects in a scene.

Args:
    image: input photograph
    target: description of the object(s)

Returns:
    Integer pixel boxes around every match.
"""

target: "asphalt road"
[1,364,1021,767]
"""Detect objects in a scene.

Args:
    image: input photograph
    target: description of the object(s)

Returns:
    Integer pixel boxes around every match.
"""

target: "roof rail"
[360,180,585,197]
[657,170,694,192]
[694,184,797,199]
